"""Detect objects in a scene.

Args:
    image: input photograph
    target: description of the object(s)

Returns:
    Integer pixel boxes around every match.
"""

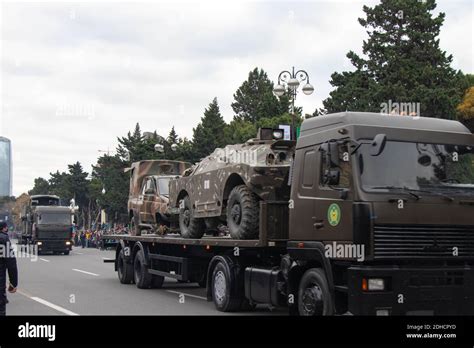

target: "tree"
[457,84,474,132]
[192,98,227,161]
[91,155,129,224]
[322,0,467,119]
[232,67,290,123]
[28,178,50,195]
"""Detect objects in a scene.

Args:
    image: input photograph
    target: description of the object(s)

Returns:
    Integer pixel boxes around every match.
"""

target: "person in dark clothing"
[0,221,18,316]
[80,231,86,248]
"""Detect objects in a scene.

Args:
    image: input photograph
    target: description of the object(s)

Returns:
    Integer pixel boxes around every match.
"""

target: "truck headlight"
[368,278,385,291]
[37,241,42,246]
[65,241,71,245]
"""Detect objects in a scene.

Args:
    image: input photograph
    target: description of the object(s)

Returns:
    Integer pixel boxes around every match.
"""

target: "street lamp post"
[273,67,314,140]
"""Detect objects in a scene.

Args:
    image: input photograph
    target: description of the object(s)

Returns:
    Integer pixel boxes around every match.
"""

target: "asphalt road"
[7,242,283,316]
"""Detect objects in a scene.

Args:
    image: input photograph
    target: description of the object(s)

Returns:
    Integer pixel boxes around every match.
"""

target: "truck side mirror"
[73,216,78,224]
[370,134,387,156]
[329,142,340,167]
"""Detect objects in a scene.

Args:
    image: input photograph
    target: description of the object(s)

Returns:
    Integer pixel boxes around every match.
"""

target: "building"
[0,137,12,197]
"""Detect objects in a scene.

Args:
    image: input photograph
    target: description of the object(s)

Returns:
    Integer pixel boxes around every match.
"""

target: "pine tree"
[322,0,467,119]
[232,67,290,123]
[192,98,227,161]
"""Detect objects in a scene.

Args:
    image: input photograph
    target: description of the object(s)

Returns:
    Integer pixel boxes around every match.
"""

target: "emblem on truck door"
[328,203,341,227]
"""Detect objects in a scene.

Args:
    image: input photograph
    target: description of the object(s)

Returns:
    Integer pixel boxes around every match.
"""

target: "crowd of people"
[72,224,128,249]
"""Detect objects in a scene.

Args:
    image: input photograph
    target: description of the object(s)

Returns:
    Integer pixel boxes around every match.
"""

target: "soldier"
[0,221,18,316]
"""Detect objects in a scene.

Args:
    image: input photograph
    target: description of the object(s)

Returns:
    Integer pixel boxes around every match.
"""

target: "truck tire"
[134,250,153,289]
[64,250,70,255]
[117,249,133,284]
[211,261,241,312]
[179,196,205,239]
[298,268,334,316]
[226,185,259,239]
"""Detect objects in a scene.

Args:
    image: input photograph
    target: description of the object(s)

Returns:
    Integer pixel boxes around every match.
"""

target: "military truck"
[126,160,191,235]
[19,195,74,255]
[168,128,294,239]
[105,112,474,315]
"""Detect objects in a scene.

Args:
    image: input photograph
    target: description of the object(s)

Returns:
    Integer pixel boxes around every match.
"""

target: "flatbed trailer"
[104,112,474,315]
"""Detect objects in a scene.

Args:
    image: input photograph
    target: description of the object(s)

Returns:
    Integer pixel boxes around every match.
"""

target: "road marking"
[72,268,100,277]
[39,258,50,262]
[16,290,78,316]
[73,251,84,255]
[165,290,207,301]
[30,297,79,316]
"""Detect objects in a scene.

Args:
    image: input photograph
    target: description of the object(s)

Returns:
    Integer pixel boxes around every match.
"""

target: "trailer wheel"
[134,250,153,289]
[179,196,205,239]
[117,248,133,284]
[298,268,334,316]
[227,185,259,239]
[211,261,241,312]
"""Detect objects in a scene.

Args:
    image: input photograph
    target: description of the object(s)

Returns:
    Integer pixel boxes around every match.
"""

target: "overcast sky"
[1,0,472,196]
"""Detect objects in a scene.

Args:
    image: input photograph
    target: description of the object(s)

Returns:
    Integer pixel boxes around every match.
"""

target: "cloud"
[0,0,472,196]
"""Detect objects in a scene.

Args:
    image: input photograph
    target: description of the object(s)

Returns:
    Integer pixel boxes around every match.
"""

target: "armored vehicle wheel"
[134,250,153,289]
[179,196,205,239]
[117,248,133,284]
[227,185,259,239]
[298,268,334,316]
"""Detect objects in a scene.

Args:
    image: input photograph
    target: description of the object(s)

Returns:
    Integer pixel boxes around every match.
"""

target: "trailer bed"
[103,233,287,248]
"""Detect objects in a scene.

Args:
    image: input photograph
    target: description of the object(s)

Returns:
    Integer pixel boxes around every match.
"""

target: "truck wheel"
[64,250,70,255]
[227,185,259,239]
[179,196,205,239]
[134,250,153,289]
[298,268,334,316]
[117,249,133,284]
[211,261,241,312]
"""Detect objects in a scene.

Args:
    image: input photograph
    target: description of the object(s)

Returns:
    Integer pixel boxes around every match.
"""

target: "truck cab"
[289,111,474,315]
[32,206,74,255]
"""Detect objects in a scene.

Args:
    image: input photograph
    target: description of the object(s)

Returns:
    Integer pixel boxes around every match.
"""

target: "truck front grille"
[373,224,474,259]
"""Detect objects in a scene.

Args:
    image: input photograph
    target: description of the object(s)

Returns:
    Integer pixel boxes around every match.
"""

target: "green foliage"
[192,98,227,161]
[322,0,467,119]
[28,178,50,195]
[232,67,290,123]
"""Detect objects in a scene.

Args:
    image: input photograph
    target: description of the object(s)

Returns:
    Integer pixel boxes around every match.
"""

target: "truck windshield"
[157,178,170,196]
[38,213,71,225]
[359,141,474,195]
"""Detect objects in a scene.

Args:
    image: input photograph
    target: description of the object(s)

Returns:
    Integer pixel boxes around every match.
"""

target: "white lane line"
[39,258,50,262]
[30,296,79,316]
[72,268,100,277]
[17,290,78,316]
[72,251,84,255]
[165,290,207,301]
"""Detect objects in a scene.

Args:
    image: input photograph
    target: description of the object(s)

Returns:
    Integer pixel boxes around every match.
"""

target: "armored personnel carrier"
[169,128,295,239]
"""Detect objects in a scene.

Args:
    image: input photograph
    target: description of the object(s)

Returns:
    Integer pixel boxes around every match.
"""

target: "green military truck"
[19,195,74,255]
[105,112,474,315]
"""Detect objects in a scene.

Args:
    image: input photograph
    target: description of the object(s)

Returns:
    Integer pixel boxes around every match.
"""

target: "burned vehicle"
[127,160,191,235]
[169,128,295,239]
